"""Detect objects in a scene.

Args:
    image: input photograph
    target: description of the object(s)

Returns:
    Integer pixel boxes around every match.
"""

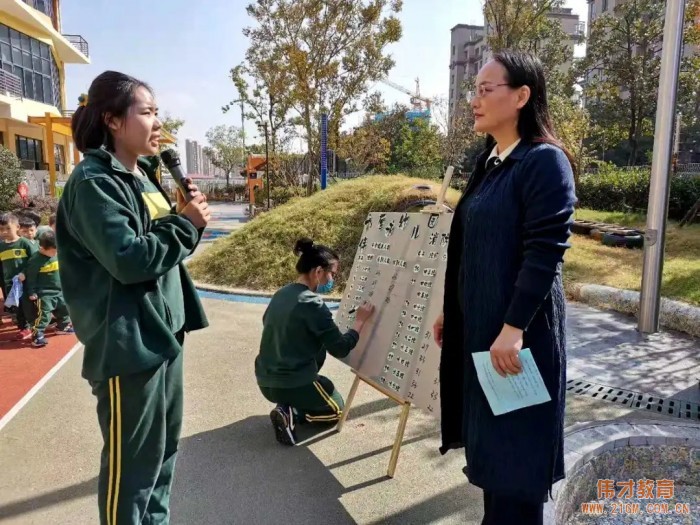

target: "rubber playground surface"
[0,302,78,423]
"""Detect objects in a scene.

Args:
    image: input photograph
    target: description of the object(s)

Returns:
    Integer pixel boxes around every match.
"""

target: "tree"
[389,116,442,174]
[204,125,245,186]
[432,96,480,174]
[484,0,577,96]
[548,94,591,180]
[159,114,185,149]
[242,0,403,192]
[578,0,700,165]
[226,63,293,155]
[337,120,391,173]
[0,146,24,211]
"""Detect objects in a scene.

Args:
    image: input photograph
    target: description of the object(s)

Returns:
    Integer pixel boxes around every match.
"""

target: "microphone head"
[160,149,180,168]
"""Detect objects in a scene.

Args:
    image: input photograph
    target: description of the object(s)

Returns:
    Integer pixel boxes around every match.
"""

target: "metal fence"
[63,35,90,58]
[0,70,23,99]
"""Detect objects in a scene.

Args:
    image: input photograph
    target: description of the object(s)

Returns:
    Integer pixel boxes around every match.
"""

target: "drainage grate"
[566,378,700,422]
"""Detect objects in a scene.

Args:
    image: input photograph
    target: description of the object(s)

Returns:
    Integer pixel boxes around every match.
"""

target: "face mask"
[316,278,334,295]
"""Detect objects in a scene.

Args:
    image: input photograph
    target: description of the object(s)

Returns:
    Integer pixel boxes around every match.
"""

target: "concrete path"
[0,295,697,525]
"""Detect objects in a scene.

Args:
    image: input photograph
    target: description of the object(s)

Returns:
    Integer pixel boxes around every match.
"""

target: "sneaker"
[16,329,32,341]
[269,406,297,446]
[57,325,75,335]
[32,337,48,348]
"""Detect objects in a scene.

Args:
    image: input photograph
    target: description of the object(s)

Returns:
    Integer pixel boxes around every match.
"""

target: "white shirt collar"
[487,139,521,165]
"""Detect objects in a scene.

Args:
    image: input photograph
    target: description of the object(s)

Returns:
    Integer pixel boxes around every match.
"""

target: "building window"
[54,144,65,174]
[602,0,608,11]
[16,135,44,170]
[0,24,61,109]
[452,45,455,56]
[21,0,55,20]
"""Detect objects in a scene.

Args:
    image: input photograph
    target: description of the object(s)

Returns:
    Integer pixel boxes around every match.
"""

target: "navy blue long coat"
[439,141,576,503]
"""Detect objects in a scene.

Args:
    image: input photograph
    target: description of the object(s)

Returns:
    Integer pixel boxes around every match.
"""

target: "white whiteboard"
[336,211,453,414]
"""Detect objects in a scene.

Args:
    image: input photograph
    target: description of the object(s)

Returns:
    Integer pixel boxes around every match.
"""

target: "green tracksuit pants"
[90,335,184,525]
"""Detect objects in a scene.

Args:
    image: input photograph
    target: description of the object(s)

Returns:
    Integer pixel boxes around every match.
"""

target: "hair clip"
[78,94,88,107]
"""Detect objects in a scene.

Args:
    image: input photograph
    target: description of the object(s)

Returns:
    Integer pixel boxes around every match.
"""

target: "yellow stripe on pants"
[313,381,341,415]
[106,377,122,525]
[106,378,115,525]
[112,377,122,525]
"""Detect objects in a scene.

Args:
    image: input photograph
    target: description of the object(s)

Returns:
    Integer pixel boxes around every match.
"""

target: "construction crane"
[380,77,432,112]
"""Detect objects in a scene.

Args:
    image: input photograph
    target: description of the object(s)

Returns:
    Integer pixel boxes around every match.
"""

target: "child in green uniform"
[256,238,375,446]
[57,71,211,525]
[0,212,37,339]
[19,215,38,245]
[23,230,73,347]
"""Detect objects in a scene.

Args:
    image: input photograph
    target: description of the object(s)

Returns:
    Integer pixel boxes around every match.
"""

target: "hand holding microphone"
[160,149,211,229]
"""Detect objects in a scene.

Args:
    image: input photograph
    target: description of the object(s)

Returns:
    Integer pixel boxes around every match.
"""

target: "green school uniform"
[0,237,37,329]
[24,252,70,336]
[56,147,208,525]
[256,283,359,422]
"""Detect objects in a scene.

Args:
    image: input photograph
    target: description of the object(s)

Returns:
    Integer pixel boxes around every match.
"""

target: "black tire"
[601,232,644,249]
[571,221,594,235]
[399,199,454,213]
[590,228,604,241]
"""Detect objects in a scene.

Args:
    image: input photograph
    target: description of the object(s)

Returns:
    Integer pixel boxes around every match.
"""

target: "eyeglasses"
[468,83,510,100]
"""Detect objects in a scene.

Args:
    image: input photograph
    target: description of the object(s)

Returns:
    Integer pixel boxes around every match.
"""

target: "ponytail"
[294,238,339,274]
[71,71,153,154]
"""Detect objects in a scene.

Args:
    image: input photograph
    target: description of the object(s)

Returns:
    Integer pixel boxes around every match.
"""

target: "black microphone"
[160,149,193,203]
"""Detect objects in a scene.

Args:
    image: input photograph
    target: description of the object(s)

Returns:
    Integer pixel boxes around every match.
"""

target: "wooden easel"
[336,371,411,478]
[335,166,454,478]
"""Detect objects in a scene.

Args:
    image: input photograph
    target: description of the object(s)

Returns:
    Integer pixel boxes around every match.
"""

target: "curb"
[194,281,342,304]
[566,282,700,338]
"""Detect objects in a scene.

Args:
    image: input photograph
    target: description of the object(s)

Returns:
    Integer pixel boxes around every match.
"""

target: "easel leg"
[387,403,411,478]
[336,374,361,432]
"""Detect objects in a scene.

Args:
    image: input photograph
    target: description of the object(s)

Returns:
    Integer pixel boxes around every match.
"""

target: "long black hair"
[71,71,153,153]
[486,51,575,170]
[294,238,339,274]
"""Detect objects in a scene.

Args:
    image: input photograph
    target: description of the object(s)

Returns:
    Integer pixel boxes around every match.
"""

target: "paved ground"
[0,294,697,525]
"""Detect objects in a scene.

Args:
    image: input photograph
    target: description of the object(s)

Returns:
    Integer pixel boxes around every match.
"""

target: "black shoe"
[270,406,296,446]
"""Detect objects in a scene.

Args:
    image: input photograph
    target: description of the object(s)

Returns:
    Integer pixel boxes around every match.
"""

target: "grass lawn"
[189,175,461,291]
[566,209,700,306]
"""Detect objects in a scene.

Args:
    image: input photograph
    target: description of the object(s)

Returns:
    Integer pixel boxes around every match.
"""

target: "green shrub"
[577,166,699,220]
[0,146,24,212]
[269,185,305,206]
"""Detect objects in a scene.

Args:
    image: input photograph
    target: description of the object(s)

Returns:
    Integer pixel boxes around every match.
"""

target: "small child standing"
[0,213,37,339]
[19,215,38,247]
[24,230,73,347]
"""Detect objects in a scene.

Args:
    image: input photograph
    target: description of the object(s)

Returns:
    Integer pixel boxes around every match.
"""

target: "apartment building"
[448,8,584,121]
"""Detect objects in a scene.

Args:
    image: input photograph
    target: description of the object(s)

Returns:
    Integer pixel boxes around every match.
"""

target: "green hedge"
[577,166,700,220]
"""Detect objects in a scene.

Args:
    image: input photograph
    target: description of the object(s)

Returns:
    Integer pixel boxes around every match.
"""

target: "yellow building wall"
[0,117,73,174]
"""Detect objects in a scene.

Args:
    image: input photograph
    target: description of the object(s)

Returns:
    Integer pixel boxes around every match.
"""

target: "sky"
[61,0,589,155]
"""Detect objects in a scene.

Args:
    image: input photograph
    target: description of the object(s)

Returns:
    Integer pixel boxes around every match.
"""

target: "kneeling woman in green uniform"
[256,238,374,445]
[57,71,210,525]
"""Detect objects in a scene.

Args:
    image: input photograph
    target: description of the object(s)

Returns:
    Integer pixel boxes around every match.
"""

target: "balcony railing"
[0,70,23,99]
[21,0,55,20]
[62,109,75,118]
[574,21,586,38]
[63,34,90,58]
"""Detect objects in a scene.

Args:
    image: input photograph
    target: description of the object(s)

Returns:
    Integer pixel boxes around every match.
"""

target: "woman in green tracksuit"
[56,71,211,525]
[256,238,375,446]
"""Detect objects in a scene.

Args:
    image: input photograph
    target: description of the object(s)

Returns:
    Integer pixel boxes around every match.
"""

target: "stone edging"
[194,281,342,303]
[545,419,700,524]
[567,283,700,338]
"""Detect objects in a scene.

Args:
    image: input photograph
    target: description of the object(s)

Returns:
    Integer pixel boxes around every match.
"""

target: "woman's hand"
[176,179,205,213]
[352,302,375,332]
[433,312,444,348]
[490,324,524,377]
[179,194,211,229]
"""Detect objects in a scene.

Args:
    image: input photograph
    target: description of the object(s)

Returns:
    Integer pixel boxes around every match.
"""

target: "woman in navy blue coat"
[433,51,577,525]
